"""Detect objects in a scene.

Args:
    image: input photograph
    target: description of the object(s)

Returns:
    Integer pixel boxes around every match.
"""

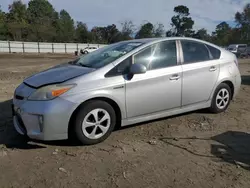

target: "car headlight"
[28,84,76,101]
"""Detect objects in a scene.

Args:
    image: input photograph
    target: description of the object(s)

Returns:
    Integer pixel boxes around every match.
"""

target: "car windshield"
[72,41,144,69]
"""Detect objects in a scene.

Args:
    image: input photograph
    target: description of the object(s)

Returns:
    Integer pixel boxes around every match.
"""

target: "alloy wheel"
[216,88,230,109]
[81,108,111,139]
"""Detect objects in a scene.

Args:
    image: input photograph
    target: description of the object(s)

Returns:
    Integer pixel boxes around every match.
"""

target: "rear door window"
[181,40,210,64]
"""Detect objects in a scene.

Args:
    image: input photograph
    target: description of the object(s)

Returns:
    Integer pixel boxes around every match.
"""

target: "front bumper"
[12,97,77,141]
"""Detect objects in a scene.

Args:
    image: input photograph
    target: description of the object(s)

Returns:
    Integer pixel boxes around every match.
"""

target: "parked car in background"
[12,37,241,145]
[227,44,247,57]
[80,46,98,54]
[239,46,250,58]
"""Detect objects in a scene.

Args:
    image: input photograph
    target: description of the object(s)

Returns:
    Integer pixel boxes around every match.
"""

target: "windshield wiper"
[78,63,93,68]
[68,60,92,68]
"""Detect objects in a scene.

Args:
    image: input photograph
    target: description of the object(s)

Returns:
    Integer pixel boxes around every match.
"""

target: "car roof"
[126,37,202,43]
[122,37,221,49]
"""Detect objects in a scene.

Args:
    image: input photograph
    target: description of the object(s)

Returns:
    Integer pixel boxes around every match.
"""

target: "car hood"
[24,63,95,88]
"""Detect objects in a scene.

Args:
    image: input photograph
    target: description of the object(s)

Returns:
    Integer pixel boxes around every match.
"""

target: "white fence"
[0,41,107,54]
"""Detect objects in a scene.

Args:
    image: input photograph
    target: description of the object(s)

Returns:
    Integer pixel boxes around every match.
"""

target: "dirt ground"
[0,53,250,188]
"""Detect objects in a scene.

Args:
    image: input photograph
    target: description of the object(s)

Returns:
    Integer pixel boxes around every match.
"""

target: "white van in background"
[227,44,247,56]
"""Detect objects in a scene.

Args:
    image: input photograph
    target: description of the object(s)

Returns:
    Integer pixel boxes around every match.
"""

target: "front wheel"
[74,100,116,145]
[209,83,232,113]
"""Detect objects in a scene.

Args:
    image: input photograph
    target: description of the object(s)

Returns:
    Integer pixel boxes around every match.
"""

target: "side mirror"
[129,64,147,74]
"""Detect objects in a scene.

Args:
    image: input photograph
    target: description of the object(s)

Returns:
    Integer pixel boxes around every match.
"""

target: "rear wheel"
[74,100,116,145]
[209,83,232,113]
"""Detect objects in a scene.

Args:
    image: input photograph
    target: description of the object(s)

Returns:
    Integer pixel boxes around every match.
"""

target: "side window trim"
[177,40,184,64]
[174,40,181,65]
[180,39,213,65]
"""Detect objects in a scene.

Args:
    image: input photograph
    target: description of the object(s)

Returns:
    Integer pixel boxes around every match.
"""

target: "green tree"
[6,0,28,41]
[227,28,241,44]
[27,0,58,41]
[212,22,231,46]
[234,3,250,44]
[166,5,194,37]
[166,30,173,37]
[75,22,89,43]
[57,9,75,42]
[91,24,121,43]
[120,20,135,40]
[193,28,210,41]
[0,6,7,40]
[135,22,154,39]
[104,24,121,43]
[153,23,164,37]
[91,26,106,43]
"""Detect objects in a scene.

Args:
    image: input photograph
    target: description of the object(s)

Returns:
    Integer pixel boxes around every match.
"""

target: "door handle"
[169,74,180,80]
[209,66,217,72]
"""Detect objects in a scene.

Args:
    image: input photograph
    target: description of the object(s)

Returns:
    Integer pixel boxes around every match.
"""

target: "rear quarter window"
[206,45,221,60]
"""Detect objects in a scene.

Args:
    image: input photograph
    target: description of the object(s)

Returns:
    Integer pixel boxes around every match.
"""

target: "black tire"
[73,100,116,145]
[209,83,232,113]
[83,51,88,54]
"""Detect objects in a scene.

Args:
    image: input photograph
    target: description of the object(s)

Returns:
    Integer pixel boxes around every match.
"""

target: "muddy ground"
[0,53,250,188]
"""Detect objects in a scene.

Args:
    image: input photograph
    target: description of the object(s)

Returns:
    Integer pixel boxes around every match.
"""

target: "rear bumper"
[12,97,77,141]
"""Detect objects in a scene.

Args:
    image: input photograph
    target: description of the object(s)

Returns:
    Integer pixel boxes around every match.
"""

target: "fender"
[208,76,235,101]
[62,89,126,120]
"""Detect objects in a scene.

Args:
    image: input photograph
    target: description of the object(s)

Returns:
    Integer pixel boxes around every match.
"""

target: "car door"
[179,40,220,106]
[125,40,182,118]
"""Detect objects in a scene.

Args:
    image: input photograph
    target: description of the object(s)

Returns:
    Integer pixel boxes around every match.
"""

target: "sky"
[1,0,250,33]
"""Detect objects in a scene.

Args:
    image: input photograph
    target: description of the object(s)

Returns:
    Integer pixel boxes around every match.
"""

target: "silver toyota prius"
[12,37,241,145]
